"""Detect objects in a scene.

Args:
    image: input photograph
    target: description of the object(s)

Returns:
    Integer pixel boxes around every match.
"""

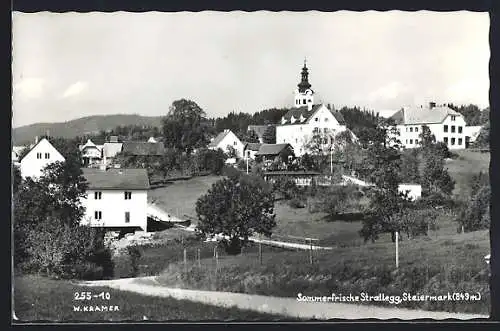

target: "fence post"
[259,234,263,265]
[183,248,187,275]
[395,231,399,269]
[197,248,201,267]
[309,239,313,265]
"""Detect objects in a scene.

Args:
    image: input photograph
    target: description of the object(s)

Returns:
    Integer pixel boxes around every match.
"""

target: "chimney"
[429,102,436,109]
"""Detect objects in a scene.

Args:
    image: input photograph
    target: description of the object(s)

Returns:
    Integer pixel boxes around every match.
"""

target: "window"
[94,191,102,200]
[444,137,449,144]
[323,138,328,144]
[406,127,409,132]
[315,118,319,122]
[458,126,463,134]
[94,211,102,220]
[295,138,298,143]
[451,126,456,133]
[415,139,419,144]
[451,116,456,121]
[409,139,413,144]
[36,152,42,159]
[415,127,419,132]
[233,141,237,146]
[325,118,329,122]
[324,128,328,133]
[458,138,463,145]
[406,139,408,144]
[44,152,50,159]
[125,212,130,223]
[314,127,319,133]
[124,191,132,200]
[410,127,413,132]
[247,151,250,157]
[308,99,312,103]
[303,99,306,105]
[451,138,456,145]
[444,125,448,132]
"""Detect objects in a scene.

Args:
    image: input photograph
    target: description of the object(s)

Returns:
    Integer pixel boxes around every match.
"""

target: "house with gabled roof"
[275,61,353,156]
[243,142,262,160]
[79,139,103,166]
[80,168,150,231]
[207,129,245,158]
[19,137,65,179]
[388,102,467,150]
[255,143,295,164]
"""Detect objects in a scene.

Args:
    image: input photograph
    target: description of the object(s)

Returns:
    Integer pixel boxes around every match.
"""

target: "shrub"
[111,246,142,279]
[456,184,490,232]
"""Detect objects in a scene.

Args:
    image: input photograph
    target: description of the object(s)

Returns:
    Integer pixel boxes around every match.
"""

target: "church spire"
[297,59,311,93]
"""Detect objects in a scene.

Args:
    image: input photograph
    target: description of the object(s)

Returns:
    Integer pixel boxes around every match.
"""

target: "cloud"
[368,81,410,102]
[61,81,88,98]
[13,77,45,99]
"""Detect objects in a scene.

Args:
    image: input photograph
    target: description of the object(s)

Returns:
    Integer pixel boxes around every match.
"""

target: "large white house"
[207,129,245,158]
[388,102,467,150]
[19,137,66,179]
[276,62,353,156]
[80,168,150,232]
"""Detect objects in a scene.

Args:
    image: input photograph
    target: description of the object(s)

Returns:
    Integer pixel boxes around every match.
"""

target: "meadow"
[13,275,293,322]
[445,150,490,199]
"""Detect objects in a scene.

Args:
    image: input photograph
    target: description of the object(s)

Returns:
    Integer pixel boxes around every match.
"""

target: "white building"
[102,136,123,166]
[464,126,483,145]
[243,143,262,160]
[79,139,103,166]
[19,137,65,179]
[276,62,353,157]
[388,102,467,150]
[207,129,245,158]
[80,168,150,232]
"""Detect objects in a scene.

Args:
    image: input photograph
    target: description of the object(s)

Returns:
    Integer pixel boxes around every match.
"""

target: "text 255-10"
[74,292,111,301]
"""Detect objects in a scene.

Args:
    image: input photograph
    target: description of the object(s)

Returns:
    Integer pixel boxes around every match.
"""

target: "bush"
[111,246,142,279]
[456,184,490,232]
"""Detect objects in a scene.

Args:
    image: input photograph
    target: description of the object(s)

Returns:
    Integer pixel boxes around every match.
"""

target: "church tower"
[294,59,314,110]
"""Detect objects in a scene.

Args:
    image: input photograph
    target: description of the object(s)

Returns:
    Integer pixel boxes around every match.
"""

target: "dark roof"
[82,168,150,190]
[255,143,292,156]
[244,143,262,151]
[280,104,346,126]
[263,171,321,176]
[207,130,231,148]
[122,141,165,156]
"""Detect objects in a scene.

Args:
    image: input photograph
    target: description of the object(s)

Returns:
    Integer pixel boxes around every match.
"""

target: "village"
[12,60,492,320]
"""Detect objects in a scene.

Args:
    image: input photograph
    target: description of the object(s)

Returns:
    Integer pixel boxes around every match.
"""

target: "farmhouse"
[388,102,467,150]
[19,137,65,179]
[243,142,262,160]
[255,143,295,164]
[79,139,103,167]
[275,61,352,156]
[207,129,245,158]
[80,168,150,232]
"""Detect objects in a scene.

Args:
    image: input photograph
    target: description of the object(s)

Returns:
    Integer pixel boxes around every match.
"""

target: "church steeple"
[294,59,314,109]
[297,58,312,93]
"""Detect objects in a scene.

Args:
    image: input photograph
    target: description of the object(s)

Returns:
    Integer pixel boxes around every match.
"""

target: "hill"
[12,114,164,145]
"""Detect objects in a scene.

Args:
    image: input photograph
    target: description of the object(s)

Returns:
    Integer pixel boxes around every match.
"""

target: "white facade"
[80,189,148,231]
[395,114,467,150]
[294,88,314,109]
[276,104,349,156]
[208,129,245,158]
[19,138,65,179]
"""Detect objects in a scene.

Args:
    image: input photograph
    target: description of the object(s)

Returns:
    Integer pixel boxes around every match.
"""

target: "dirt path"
[81,277,488,320]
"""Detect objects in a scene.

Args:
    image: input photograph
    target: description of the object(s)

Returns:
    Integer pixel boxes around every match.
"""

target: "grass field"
[154,229,490,314]
[445,150,490,199]
[13,275,293,322]
[148,175,222,219]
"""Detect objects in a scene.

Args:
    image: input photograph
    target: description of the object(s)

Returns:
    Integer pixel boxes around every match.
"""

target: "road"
[81,277,488,320]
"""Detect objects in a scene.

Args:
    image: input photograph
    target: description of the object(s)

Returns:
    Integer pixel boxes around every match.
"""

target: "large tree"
[195,174,276,254]
[162,99,209,154]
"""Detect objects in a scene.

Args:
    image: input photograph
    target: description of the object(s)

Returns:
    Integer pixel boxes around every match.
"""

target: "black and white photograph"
[11,9,493,322]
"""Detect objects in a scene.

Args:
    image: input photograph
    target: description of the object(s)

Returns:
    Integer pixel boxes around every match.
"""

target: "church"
[275,61,355,156]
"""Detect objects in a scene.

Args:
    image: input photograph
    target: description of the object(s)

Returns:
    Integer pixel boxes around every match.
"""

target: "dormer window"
[281,117,287,124]
[290,116,296,124]
[315,118,319,122]
[451,116,456,121]
[300,115,306,122]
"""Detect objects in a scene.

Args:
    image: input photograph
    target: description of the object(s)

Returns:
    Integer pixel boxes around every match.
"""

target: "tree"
[400,149,420,184]
[12,165,21,194]
[237,129,260,143]
[195,174,276,255]
[162,99,209,154]
[262,125,276,144]
[195,148,226,175]
[456,184,490,232]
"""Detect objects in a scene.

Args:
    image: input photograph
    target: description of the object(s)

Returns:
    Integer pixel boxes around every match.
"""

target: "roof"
[122,141,165,156]
[280,104,346,126]
[207,130,232,148]
[263,171,321,176]
[255,143,292,156]
[82,168,150,190]
[19,138,65,163]
[389,106,462,125]
[244,143,262,151]
[102,142,123,158]
[79,139,102,152]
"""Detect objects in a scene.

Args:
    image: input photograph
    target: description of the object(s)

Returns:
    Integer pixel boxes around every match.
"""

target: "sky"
[12,11,490,128]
